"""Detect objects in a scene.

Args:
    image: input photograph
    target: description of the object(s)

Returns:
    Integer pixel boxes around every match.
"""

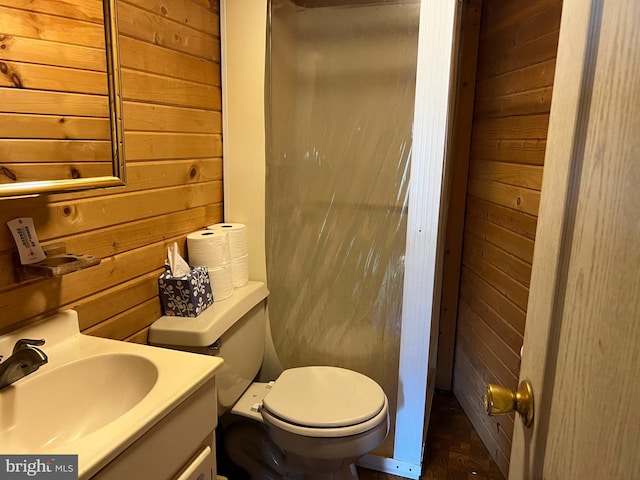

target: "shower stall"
[265,0,419,459]
[221,1,457,477]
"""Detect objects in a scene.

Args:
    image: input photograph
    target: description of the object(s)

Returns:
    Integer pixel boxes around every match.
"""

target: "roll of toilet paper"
[210,264,233,301]
[207,223,247,259]
[230,253,249,288]
[187,230,230,269]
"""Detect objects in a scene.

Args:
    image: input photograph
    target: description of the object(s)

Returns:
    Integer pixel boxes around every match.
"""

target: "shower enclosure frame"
[219,1,459,477]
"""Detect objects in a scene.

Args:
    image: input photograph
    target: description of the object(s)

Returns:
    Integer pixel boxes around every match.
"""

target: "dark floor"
[357,391,504,480]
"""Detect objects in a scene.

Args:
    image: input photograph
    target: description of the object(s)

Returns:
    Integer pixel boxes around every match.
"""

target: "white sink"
[1,353,158,451]
[0,310,223,479]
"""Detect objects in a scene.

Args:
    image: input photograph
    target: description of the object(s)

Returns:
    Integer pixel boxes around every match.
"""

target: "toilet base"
[284,450,360,479]
[222,418,362,480]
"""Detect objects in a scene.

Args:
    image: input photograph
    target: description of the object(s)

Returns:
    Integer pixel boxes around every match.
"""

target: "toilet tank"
[149,281,269,414]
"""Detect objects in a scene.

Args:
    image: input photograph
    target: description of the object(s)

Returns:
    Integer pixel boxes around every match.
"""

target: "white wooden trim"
[393,0,457,466]
[358,454,421,479]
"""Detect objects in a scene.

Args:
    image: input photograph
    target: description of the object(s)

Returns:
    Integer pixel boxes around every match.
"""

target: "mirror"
[0,0,125,197]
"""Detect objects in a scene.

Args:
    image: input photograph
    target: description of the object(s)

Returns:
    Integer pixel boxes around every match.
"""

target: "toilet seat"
[261,394,388,438]
[260,366,388,438]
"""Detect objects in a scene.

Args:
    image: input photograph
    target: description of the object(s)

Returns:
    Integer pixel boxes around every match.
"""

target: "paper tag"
[6,217,46,265]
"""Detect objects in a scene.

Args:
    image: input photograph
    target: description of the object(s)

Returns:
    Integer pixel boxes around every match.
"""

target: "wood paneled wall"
[0,0,223,341]
[451,0,562,475]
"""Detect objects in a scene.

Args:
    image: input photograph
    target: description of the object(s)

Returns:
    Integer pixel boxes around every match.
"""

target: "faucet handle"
[13,338,45,354]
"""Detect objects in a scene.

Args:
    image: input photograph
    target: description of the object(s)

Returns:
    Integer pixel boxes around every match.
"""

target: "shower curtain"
[265,0,420,456]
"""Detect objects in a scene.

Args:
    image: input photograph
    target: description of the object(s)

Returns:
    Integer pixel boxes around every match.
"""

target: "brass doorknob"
[484,380,534,427]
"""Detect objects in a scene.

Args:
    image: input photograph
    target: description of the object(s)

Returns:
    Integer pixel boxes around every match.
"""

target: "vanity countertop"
[0,310,223,479]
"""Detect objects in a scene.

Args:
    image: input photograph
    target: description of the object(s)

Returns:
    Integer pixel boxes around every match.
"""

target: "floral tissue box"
[158,266,213,317]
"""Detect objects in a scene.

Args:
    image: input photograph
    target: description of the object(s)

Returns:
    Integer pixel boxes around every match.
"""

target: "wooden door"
[507,0,640,478]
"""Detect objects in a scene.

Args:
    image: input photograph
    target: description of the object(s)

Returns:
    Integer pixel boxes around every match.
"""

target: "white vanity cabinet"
[174,444,215,480]
[91,377,218,480]
[0,310,223,480]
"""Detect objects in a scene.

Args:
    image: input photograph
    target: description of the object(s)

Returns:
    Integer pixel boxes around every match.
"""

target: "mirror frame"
[0,0,125,198]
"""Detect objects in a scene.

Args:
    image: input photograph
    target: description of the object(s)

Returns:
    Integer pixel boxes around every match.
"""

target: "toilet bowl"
[230,366,389,478]
[149,281,389,479]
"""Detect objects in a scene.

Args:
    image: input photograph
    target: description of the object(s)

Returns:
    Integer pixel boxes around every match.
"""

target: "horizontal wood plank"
[474,86,553,118]
[121,68,221,110]
[460,267,527,335]
[0,6,105,47]
[0,163,112,184]
[459,281,524,353]
[0,113,110,140]
[478,31,560,81]
[480,4,561,55]
[40,158,223,202]
[124,102,222,134]
[467,178,540,216]
[472,114,550,142]
[458,300,521,377]
[119,35,220,85]
[125,132,223,160]
[465,213,534,263]
[0,35,106,72]
[126,0,220,37]
[125,158,223,190]
[456,321,518,401]
[477,2,562,80]
[460,267,526,342]
[463,241,530,311]
[0,204,222,289]
[53,204,221,261]
[480,0,561,40]
[470,137,547,165]
[0,0,104,23]
[118,1,219,61]
[0,88,110,117]
[475,59,556,101]
[469,160,543,190]
[57,182,220,238]
[0,139,111,162]
[466,197,538,240]
[0,236,181,332]
[0,61,108,95]
[0,183,222,252]
[75,271,164,331]
[125,327,150,344]
[463,230,532,287]
[84,298,161,340]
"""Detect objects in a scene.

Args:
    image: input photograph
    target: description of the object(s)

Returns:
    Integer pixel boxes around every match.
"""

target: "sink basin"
[0,353,158,451]
[0,310,222,479]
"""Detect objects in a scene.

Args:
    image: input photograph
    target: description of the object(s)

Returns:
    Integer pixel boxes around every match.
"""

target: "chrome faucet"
[0,338,48,390]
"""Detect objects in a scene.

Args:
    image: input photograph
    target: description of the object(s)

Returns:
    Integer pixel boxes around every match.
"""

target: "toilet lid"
[262,366,386,428]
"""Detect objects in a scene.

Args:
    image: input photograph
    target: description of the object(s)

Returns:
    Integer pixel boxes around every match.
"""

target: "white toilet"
[149,281,389,479]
